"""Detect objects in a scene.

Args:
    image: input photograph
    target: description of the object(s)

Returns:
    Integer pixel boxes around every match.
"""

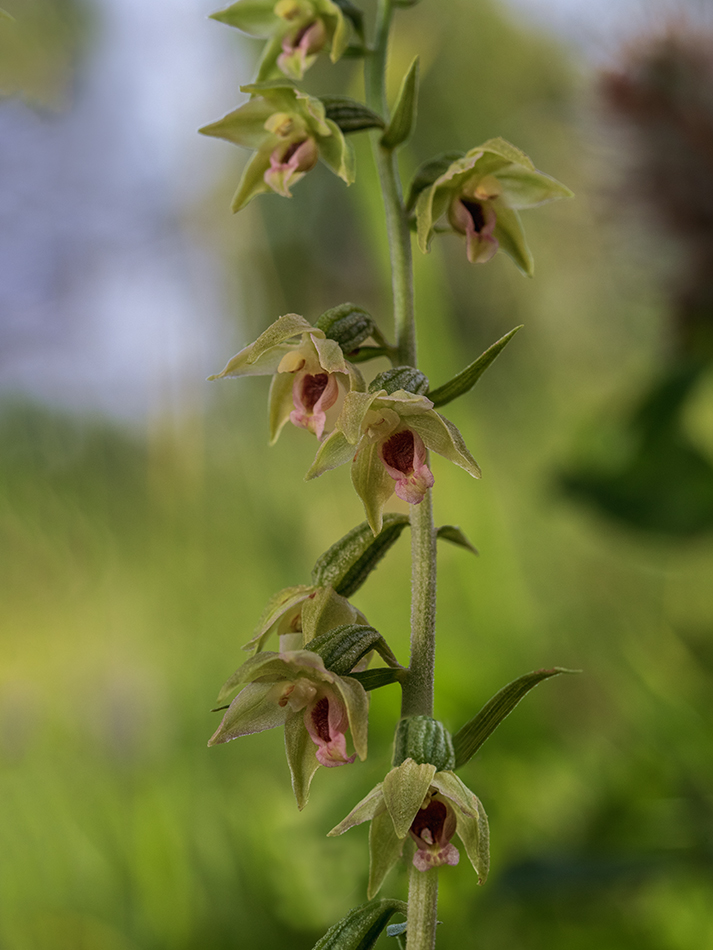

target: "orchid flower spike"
[415,137,573,275]
[200,81,354,212]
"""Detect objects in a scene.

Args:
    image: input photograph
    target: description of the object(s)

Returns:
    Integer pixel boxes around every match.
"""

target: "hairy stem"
[365,0,416,367]
[366,1,440,943]
[405,865,438,950]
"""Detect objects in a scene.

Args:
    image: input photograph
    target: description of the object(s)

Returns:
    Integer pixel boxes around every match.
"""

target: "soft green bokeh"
[3,0,713,947]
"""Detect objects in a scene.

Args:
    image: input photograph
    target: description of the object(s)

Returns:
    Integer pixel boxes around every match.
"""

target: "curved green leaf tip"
[312,899,407,950]
[312,513,410,597]
[427,326,523,408]
[453,667,580,769]
[381,56,419,150]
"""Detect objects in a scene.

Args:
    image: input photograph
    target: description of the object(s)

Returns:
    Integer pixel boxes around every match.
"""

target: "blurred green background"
[2,0,713,948]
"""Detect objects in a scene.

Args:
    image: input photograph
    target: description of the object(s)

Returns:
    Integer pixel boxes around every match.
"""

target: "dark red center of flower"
[294,20,316,45]
[461,200,486,233]
[381,430,415,474]
[411,798,448,844]
[310,696,331,743]
[301,373,330,410]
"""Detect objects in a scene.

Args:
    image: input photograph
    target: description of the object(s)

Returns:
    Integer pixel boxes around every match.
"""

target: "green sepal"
[382,759,436,838]
[332,0,364,41]
[436,525,478,555]
[368,366,429,396]
[380,56,419,150]
[311,899,407,950]
[368,810,404,898]
[405,151,464,213]
[301,586,367,644]
[210,1,279,36]
[431,771,490,883]
[426,326,522,408]
[315,302,376,353]
[284,712,321,810]
[311,513,410,597]
[320,96,384,133]
[392,716,455,771]
[308,623,400,675]
[348,668,406,691]
[240,583,315,658]
[452,667,580,769]
[492,202,533,276]
[306,429,357,479]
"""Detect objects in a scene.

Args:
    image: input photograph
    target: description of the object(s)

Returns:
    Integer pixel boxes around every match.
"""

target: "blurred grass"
[3,0,713,947]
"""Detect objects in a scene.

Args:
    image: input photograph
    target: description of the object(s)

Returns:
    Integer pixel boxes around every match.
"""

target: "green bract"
[415,137,572,275]
[211,0,350,82]
[306,389,481,534]
[329,758,489,897]
[200,81,355,212]
[208,313,365,443]
[210,649,369,808]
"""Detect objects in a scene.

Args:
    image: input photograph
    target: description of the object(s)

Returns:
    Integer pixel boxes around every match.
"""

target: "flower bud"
[393,715,455,772]
[368,366,430,396]
[315,303,376,354]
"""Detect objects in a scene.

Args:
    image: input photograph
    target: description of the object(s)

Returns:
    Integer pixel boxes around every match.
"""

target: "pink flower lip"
[449,195,499,264]
[304,689,356,768]
[409,794,460,871]
[264,138,319,197]
[282,18,327,57]
[379,428,434,504]
[290,371,340,439]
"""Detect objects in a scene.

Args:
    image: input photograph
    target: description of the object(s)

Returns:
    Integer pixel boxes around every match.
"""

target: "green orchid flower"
[329,757,489,897]
[200,80,355,212]
[210,649,369,808]
[415,137,573,275]
[209,313,365,443]
[242,582,369,656]
[306,388,480,534]
[211,0,350,82]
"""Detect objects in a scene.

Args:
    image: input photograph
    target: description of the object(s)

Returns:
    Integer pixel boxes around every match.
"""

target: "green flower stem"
[405,865,439,950]
[402,483,437,718]
[366,2,439,945]
[365,0,416,368]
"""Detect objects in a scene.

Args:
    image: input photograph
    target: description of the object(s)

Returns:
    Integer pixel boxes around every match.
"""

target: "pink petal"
[379,428,434,504]
[290,372,339,439]
[304,689,356,768]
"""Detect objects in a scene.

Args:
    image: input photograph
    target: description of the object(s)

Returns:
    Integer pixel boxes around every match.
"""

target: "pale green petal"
[408,411,481,479]
[415,185,437,255]
[210,0,280,36]
[247,313,314,362]
[496,166,573,209]
[367,810,404,899]
[305,430,356,479]
[301,586,360,643]
[333,674,369,760]
[375,389,433,416]
[318,119,355,185]
[231,146,274,212]
[328,784,385,835]
[268,370,296,445]
[208,342,295,379]
[492,203,533,277]
[241,584,314,656]
[475,137,535,170]
[339,391,380,444]
[297,90,331,137]
[351,441,395,536]
[284,714,321,810]
[208,682,289,744]
[432,772,490,883]
[382,759,437,839]
[312,333,347,373]
[198,97,275,148]
[328,1,349,60]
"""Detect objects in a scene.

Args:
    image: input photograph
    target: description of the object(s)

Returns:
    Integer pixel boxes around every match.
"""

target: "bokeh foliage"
[2,0,713,948]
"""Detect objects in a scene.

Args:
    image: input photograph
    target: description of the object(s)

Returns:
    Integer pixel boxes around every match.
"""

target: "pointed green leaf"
[284,714,321,810]
[311,513,409,596]
[381,56,419,150]
[452,667,580,768]
[320,96,385,133]
[436,525,478,555]
[426,327,522,408]
[348,668,406,691]
[198,97,275,148]
[382,759,436,838]
[312,899,407,950]
[405,151,464,213]
[367,810,404,899]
